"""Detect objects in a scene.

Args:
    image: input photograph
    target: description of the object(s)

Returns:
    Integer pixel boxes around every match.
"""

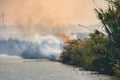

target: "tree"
[60,39,86,66]
[95,0,120,47]
[95,0,120,77]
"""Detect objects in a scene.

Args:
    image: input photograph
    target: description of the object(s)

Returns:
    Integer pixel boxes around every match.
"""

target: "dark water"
[0,57,112,80]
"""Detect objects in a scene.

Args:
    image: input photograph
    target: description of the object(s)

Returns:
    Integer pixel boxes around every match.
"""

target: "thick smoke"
[0,0,94,39]
[0,23,104,60]
[0,35,63,60]
[0,0,107,60]
[0,25,64,41]
[0,24,102,60]
[21,35,63,60]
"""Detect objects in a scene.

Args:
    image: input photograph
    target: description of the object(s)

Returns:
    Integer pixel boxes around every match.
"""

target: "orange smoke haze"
[0,0,107,40]
[0,0,107,27]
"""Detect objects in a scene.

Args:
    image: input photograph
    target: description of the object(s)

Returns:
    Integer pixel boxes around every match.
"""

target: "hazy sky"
[0,0,107,27]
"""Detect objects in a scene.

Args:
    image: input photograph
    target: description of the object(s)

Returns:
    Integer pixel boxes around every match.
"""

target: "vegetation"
[60,39,86,67]
[60,0,120,78]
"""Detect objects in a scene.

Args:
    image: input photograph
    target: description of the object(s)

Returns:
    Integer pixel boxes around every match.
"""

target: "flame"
[60,32,71,41]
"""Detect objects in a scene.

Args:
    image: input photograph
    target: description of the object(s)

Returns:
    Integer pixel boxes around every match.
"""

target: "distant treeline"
[60,0,120,79]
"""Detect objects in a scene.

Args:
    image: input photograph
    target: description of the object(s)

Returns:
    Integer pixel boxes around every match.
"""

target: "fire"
[60,32,72,41]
